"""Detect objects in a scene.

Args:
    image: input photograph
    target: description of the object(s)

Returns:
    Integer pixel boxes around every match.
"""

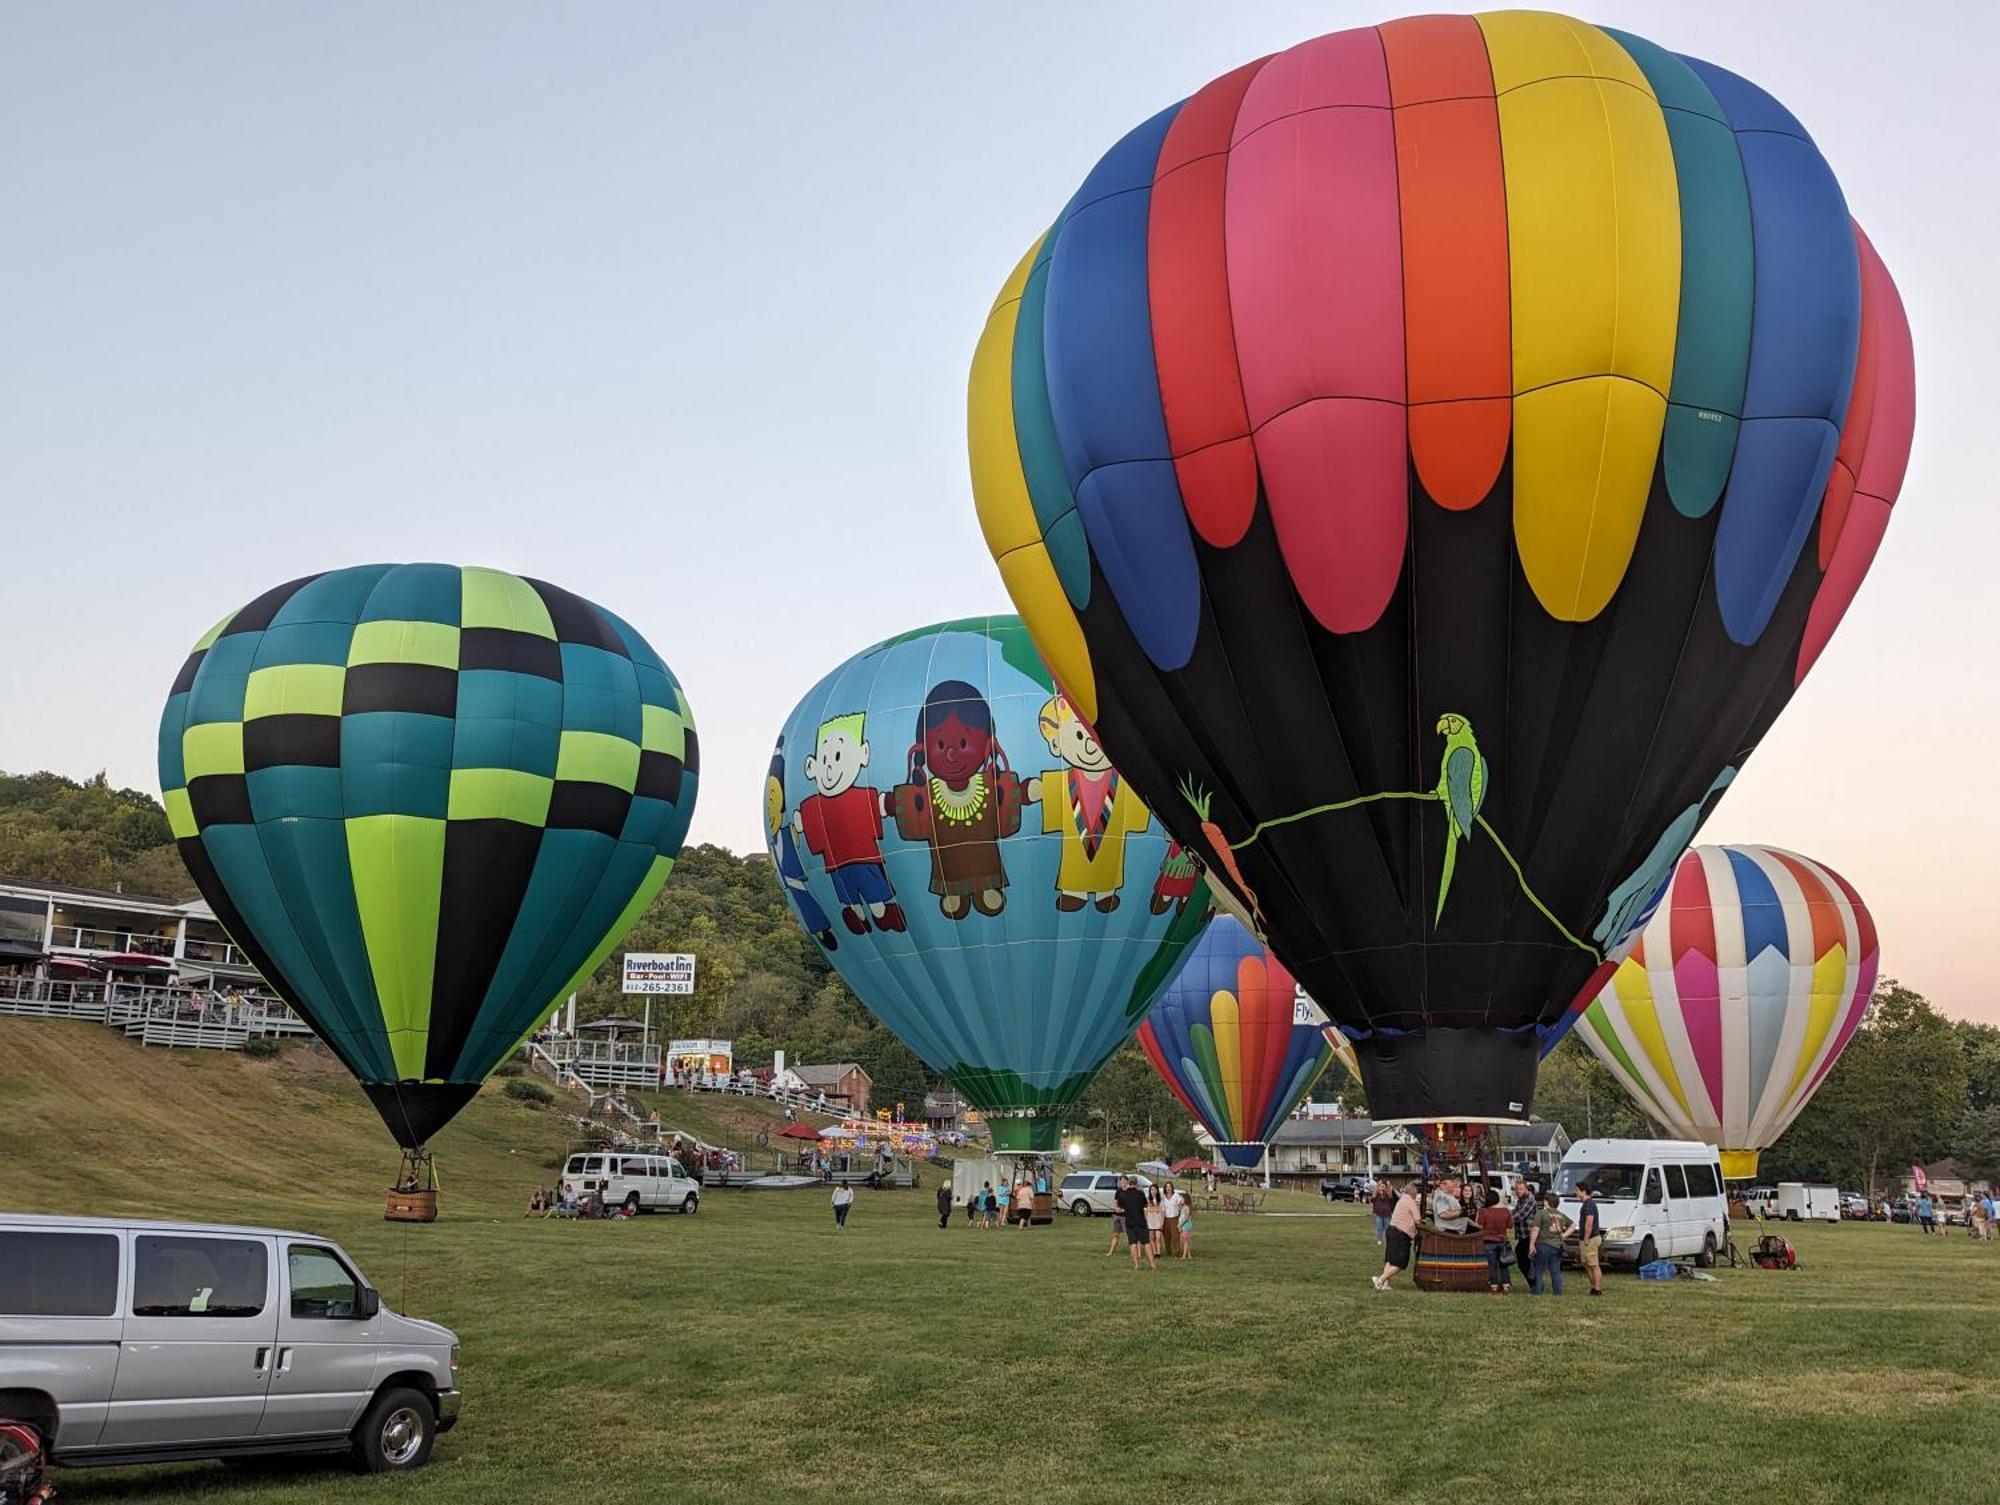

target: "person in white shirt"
[832,1183,855,1231]
[1160,1185,1186,1258]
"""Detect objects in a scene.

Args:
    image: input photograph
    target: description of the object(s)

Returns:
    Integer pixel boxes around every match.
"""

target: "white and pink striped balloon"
[1573,845,1878,1179]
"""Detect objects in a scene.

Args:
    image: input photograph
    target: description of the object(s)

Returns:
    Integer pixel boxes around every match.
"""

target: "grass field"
[6,1020,2000,1505]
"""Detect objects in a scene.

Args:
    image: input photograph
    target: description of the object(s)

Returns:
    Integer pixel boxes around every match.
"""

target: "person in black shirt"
[1574,1182,1606,1297]
[1115,1176,1156,1270]
[937,1181,953,1230]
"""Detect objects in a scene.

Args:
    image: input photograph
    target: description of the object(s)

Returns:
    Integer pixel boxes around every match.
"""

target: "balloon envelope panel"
[1137,917,1337,1167]
[159,565,699,1146]
[1574,844,1877,1178]
[970,10,1912,1123]
[766,615,1209,1151]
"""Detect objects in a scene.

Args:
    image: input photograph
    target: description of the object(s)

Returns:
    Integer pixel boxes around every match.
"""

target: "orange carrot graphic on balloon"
[1179,776,1262,927]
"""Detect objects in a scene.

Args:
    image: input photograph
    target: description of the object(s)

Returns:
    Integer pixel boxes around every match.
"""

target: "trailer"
[1775,1183,1841,1223]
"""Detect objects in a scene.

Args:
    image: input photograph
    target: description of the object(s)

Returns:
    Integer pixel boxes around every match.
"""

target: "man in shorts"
[1373,1182,1421,1291]
[1115,1175,1155,1270]
[1574,1181,1606,1296]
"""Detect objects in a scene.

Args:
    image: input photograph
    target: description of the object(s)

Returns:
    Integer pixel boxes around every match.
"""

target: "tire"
[1637,1235,1658,1268]
[623,1192,641,1215]
[1697,1232,1717,1268]
[681,1194,698,1215]
[1071,1199,1093,1217]
[352,1386,437,1474]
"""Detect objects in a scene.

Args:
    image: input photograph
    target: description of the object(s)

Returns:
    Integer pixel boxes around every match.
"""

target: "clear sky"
[3,3,1992,1022]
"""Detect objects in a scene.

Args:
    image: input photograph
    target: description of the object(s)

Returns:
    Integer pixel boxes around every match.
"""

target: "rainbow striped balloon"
[1573,845,1878,1179]
[1136,917,1348,1167]
[969,9,1914,1124]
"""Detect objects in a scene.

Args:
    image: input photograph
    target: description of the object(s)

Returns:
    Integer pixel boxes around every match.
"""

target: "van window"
[1685,1163,1721,1198]
[133,1235,267,1318]
[1555,1163,1644,1199]
[0,1230,120,1316]
[1664,1165,1688,1199]
[288,1245,362,1319]
[1642,1170,1665,1205]
[564,1155,587,1175]
[1061,1175,1089,1191]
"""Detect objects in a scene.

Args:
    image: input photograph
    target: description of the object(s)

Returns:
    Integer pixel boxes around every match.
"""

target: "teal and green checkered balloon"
[159,564,698,1147]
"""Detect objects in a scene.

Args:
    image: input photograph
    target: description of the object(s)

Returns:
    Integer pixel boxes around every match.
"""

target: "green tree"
[1531,1034,1654,1141]
[1764,981,1967,1197]
[0,770,193,898]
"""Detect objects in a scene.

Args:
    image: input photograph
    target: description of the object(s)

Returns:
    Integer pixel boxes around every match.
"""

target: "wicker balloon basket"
[385,1149,439,1222]
[1412,1227,1490,1292]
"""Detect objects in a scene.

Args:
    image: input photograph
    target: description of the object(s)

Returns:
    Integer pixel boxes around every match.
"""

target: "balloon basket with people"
[385,1148,440,1223]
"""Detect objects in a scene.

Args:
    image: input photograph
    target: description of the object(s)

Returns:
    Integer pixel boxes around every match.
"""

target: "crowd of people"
[1369,1173,1605,1297]
[1101,1176,1194,1268]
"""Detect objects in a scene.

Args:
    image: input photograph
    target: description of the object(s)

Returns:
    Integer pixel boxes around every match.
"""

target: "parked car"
[1888,1197,1913,1223]
[1318,1177,1367,1202]
[1057,1171,1153,1216]
[1839,1192,1871,1220]
[0,1213,459,1476]
[560,1152,699,1214]
[1553,1139,1729,1268]
[1738,1185,1778,1218]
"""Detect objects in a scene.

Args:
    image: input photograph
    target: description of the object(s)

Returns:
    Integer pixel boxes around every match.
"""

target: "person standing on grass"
[937,1181,952,1230]
[1176,1189,1195,1260]
[1369,1180,1394,1245]
[1917,1192,1936,1236]
[1528,1192,1570,1295]
[832,1182,854,1232]
[981,1181,997,1229]
[965,1188,979,1226]
[995,1178,1012,1228]
[1477,1189,1514,1294]
[1511,1176,1538,1276]
[1574,1183,1606,1296]
[1160,1182,1185,1259]
[1145,1185,1166,1258]
[1116,1175,1156,1270]
[1373,1182,1422,1291]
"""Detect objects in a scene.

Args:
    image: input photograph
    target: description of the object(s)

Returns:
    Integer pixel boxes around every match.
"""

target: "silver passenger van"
[0,1213,460,1474]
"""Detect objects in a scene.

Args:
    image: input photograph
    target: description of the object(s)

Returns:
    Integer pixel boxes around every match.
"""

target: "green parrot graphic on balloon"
[1431,711,1486,925]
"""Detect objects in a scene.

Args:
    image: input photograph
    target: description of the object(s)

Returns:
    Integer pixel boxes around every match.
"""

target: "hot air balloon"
[766,615,1209,1154]
[1569,845,1877,1180]
[1137,916,1349,1169]
[159,565,698,1204]
[969,10,1914,1124]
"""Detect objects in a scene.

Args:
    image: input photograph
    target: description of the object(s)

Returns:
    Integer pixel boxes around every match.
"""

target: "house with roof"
[774,1061,871,1114]
[1221,1116,1571,1183]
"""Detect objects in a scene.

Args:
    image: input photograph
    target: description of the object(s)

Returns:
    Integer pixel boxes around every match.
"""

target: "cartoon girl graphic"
[886,679,1022,919]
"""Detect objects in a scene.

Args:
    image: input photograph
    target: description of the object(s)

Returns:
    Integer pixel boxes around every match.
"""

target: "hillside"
[0,1020,573,1225]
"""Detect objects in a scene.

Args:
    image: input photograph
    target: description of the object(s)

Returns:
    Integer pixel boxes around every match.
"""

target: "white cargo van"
[1775,1183,1840,1223]
[1554,1138,1729,1268]
[559,1152,699,1214]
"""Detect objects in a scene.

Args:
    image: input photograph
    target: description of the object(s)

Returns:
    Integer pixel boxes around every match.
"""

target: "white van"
[1554,1138,1729,1268]
[1775,1184,1840,1223]
[559,1152,699,1214]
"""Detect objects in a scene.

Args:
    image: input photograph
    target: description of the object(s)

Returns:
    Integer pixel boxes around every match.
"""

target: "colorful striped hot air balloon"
[766,616,1210,1153]
[160,565,699,1151]
[1570,845,1878,1179]
[1137,918,1348,1167]
[969,10,1914,1125]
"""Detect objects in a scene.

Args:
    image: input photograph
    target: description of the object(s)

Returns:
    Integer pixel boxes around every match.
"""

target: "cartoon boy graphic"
[1022,694,1152,913]
[766,741,837,951]
[794,712,906,935]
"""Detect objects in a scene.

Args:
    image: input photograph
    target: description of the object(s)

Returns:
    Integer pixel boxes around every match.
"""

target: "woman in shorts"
[1372,1181,1420,1291]
[1177,1193,1195,1260]
[1145,1186,1166,1257]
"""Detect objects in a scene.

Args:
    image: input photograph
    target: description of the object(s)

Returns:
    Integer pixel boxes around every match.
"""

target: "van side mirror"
[357,1287,381,1319]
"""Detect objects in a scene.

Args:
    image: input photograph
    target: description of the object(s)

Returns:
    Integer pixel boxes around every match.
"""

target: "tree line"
[3,768,1989,1179]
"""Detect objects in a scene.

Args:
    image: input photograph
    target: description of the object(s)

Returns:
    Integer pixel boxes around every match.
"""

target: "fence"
[0,975,307,1051]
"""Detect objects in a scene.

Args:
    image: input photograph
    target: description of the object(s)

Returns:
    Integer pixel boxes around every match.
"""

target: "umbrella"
[45,957,105,979]
[777,1122,823,1141]
[1170,1157,1219,1175]
[1136,1160,1173,1178]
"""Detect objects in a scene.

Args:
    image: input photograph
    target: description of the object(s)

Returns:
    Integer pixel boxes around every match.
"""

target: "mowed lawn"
[5,1022,1999,1505]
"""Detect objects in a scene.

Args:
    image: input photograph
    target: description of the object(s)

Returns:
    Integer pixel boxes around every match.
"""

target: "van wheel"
[1697,1233,1717,1268]
[681,1194,698,1215]
[1072,1199,1092,1217]
[353,1386,436,1473]
[1637,1236,1658,1268]
[623,1192,641,1215]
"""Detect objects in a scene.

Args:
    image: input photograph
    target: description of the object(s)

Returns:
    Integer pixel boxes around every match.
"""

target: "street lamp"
[1066,1140,1083,1162]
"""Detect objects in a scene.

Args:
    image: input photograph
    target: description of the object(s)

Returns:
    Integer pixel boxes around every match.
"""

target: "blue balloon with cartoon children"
[766,615,1213,1152]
